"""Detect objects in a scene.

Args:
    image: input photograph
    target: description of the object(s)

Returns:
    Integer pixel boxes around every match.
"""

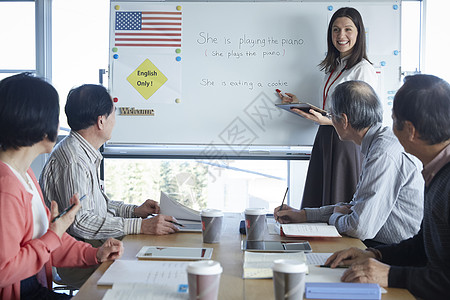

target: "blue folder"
[305,282,381,300]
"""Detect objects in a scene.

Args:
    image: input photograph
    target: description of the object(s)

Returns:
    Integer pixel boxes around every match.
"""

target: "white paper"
[243,251,306,279]
[102,283,188,300]
[97,260,189,286]
[176,221,202,232]
[305,252,334,265]
[281,223,341,237]
[160,191,201,222]
[136,246,212,260]
[306,265,347,283]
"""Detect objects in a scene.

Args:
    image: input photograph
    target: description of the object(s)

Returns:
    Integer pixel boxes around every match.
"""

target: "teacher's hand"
[278,92,299,104]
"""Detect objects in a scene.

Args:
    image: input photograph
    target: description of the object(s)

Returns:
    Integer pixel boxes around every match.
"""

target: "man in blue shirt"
[274,80,424,247]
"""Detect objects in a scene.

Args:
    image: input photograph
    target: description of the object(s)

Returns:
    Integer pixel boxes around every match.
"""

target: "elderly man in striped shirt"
[274,80,424,248]
[39,84,179,288]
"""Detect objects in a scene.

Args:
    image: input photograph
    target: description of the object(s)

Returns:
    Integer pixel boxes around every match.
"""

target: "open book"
[281,223,341,238]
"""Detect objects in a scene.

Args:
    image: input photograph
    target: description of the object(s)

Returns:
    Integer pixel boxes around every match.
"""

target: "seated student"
[0,73,123,300]
[39,84,180,287]
[325,74,450,300]
[274,80,424,247]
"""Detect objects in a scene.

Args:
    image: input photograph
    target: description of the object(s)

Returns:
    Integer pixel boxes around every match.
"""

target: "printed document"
[160,191,201,222]
[243,251,306,279]
[281,223,341,237]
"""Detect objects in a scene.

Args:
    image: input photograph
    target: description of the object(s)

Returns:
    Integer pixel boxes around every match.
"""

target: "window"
[0,1,35,80]
[423,0,450,82]
[52,0,109,130]
[401,1,421,75]
[104,158,308,213]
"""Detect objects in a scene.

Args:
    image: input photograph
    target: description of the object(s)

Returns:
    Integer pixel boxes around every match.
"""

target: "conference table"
[73,213,414,300]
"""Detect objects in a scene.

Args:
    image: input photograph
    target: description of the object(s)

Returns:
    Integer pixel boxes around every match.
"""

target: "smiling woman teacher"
[278,7,377,208]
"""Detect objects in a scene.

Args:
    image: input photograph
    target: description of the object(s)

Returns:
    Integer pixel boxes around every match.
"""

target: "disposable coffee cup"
[272,259,308,300]
[244,208,266,241]
[201,209,224,243]
[187,260,223,300]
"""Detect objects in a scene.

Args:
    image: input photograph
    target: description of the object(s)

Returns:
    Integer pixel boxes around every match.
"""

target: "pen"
[275,89,285,98]
[169,220,185,227]
[51,195,86,223]
[277,187,289,222]
[149,214,184,227]
[318,264,349,269]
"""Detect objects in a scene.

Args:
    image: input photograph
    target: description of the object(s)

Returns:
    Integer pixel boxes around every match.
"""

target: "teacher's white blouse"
[322,57,378,111]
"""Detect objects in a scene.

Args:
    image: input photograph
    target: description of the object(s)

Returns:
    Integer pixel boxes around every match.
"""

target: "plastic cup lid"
[186,260,223,275]
[272,259,308,273]
[244,208,266,215]
[201,209,224,217]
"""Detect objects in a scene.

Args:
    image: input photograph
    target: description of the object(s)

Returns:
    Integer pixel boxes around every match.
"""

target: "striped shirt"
[304,123,424,244]
[39,131,142,240]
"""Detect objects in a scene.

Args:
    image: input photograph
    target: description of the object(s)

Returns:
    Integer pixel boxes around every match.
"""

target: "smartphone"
[241,240,312,252]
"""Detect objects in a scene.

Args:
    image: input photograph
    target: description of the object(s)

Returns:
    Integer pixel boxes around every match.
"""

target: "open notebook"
[281,223,341,238]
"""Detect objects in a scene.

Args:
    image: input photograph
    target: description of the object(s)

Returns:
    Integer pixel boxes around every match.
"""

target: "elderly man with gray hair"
[274,80,424,247]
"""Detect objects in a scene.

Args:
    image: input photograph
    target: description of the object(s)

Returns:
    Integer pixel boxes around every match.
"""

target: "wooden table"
[74,213,413,299]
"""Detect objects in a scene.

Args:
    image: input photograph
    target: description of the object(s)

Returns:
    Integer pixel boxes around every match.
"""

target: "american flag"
[115,11,182,47]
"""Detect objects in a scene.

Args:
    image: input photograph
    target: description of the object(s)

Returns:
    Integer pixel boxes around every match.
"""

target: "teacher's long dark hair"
[319,7,371,73]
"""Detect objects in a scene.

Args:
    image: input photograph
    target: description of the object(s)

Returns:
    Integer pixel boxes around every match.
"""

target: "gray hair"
[330,80,382,130]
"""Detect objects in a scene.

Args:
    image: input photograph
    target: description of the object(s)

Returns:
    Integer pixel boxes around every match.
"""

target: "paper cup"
[201,209,224,243]
[272,259,307,300]
[187,260,223,300]
[244,208,266,241]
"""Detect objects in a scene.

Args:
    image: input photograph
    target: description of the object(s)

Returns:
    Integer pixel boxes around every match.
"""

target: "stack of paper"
[160,191,201,222]
[281,223,341,237]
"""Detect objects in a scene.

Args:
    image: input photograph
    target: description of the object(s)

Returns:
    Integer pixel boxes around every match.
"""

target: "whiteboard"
[108,1,401,147]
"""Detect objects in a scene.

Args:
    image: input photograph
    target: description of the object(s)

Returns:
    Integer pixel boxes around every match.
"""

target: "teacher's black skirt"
[301,125,362,208]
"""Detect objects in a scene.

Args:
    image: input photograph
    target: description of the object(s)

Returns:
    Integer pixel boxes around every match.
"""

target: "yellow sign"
[127,59,167,100]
